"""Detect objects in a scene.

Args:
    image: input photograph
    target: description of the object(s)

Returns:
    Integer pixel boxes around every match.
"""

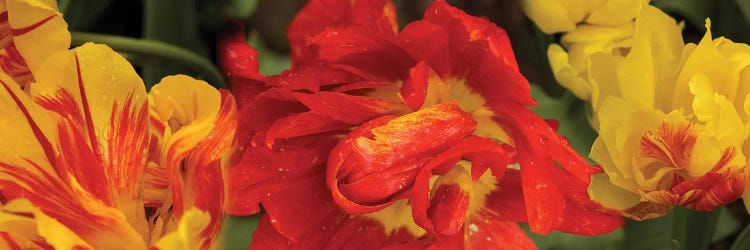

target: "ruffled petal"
[288,0,397,65]
[328,103,476,213]
[0,199,93,250]
[5,0,70,87]
[149,76,236,249]
[151,208,211,250]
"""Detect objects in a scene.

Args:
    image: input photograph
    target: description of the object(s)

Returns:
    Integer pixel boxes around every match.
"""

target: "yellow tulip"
[522,0,649,100]
[587,6,748,220]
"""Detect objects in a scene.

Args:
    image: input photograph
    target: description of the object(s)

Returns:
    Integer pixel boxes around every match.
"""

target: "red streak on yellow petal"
[0,79,55,162]
[10,15,55,36]
[73,53,105,168]
[0,44,31,79]
[36,88,84,125]
[0,232,21,250]
[57,118,109,203]
[691,174,746,211]
[639,122,696,169]
[106,92,149,202]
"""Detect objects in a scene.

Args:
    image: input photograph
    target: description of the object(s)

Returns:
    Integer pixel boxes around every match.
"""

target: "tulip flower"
[0,6,237,247]
[521,0,649,100]
[587,6,747,220]
[224,0,622,248]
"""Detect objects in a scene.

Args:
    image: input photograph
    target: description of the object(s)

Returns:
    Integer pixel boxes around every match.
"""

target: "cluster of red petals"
[222,0,623,249]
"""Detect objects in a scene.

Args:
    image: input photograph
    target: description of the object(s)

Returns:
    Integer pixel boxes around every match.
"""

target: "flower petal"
[149,76,236,248]
[328,103,477,213]
[288,0,397,65]
[6,0,70,86]
[152,208,211,250]
[0,199,93,250]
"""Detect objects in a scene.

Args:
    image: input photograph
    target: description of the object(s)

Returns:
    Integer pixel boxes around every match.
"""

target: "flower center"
[422,77,510,143]
[361,161,497,237]
[354,76,506,237]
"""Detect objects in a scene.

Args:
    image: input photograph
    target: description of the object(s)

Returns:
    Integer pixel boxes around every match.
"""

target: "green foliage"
[248,32,291,76]
[142,0,209,86]
[222,214,261,250]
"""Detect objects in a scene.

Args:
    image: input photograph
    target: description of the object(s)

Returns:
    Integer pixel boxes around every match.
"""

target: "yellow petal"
[616,5,682,109]
[547,44,591,100]
[0,71,57,170]
[587,0,647,26]
[689,74,746,146]
[673,19,734,111]
[520,0,577,34]
[7,0,70,79]
[152,208,212,250]
[30,42,150,236]
[149,75,222,165]
[589,52,625,114]
[0,199,93,249]
[588,173,641,211]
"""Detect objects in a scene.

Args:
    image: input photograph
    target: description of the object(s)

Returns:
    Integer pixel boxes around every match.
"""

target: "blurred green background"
[62,0,750,249]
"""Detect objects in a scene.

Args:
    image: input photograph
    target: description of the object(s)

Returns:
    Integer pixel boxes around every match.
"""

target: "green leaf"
[739,0,750,24]
[226,0,260,19]
[713,207,742,242]
[672,207,720,250]
[221,214,261,250]
[529,85,597,158]
[142,0,210,86]
[732,223,750,250]
[623,213,674,250]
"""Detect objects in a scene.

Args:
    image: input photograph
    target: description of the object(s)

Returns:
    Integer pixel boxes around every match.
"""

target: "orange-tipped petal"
[328,103,476,213]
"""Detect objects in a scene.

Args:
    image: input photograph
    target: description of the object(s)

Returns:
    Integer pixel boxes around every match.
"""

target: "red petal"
[400,61,430,111]
[250,215,295,249]
[241,88,308,132]
[465,214,537,250]
[485,169,623,235]
[398,21,450,78]
[293,91,400,124]
[410,136,510,234]
[265,111,351,147]
[309,26,414,80]
[689,174,746,211]
[288,0,398,65]
[251,214,417,250]
[419,0,534,106]
[428,184,470,236]
[219,20,263,82]
[229,134,338,215]
[423,0,518,75]
[267,65,363,92]
[328,104,476,213]
[493,103,594,183]
[519,156,564,234]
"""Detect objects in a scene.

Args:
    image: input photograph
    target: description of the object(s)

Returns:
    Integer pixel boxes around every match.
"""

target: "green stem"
[733,224,750,250]
[673,207,721,250]
[70,32,225,88]
[673,207,687,250]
